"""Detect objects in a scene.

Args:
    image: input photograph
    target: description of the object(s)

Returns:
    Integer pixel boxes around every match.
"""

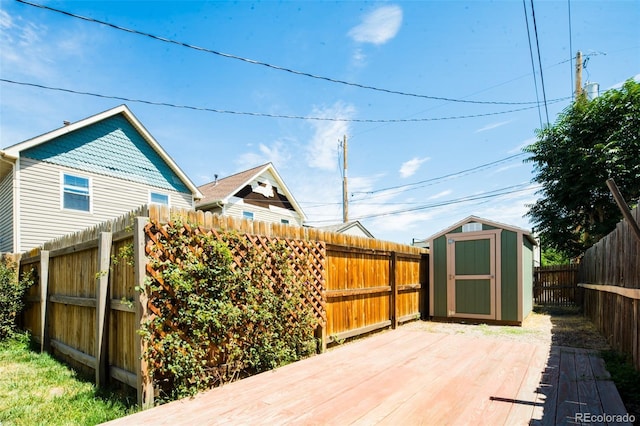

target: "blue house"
[0,105,202,253]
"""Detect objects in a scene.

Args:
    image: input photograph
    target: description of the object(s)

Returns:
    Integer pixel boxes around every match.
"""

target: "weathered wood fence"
[579,205,640,371]
[18,205,427,406]
[533,264,581,307]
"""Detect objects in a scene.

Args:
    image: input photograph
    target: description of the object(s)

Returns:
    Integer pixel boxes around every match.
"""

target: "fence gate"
[533,265,581,307]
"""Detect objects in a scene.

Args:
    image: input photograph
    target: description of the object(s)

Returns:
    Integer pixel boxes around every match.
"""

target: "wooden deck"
[105,327,632,425]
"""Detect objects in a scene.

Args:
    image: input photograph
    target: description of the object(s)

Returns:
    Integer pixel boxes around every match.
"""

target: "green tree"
[524,79,640,258]
[541,247,570,266]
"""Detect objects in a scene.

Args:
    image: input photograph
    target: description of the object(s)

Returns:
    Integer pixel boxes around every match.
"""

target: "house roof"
[317,221,375,238]
[427,215,537,245]
[196,162,306,221]
[0,105,202,199]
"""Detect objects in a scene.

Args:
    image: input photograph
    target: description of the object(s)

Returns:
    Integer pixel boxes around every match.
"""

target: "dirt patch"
[403,306,610,350]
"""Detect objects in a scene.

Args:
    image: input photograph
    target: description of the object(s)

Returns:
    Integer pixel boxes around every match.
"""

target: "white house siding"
[0,172,13,253]
[224,198,304,227]
[17,157,193,252]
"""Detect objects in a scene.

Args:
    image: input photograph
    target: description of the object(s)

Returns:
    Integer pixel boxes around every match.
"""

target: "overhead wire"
[16,0,569,107]
[530,0,550,124]
[351,153,528,198]
[304,183,541,222]
[568,0,574,98]
[0,78,566,123]
[522,0,544,129]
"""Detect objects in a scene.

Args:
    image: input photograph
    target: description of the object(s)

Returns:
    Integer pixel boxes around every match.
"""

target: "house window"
[243,211,254,221]
[150,192,170,206]
[62,173,91,212]
[281,219,289,225]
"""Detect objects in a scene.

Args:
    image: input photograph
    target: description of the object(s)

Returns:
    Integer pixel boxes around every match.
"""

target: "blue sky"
[1,0,638,244]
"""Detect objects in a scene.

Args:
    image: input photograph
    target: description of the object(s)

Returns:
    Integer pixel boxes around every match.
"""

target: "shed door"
[446,232,496,320]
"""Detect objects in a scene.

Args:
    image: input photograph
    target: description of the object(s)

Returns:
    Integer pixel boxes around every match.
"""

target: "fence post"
[133,217,154,408]
[316,323,327,353]
[39,250,50,352]
[95,231,113,387]
[420,253,429,320]
[390,251,398,329]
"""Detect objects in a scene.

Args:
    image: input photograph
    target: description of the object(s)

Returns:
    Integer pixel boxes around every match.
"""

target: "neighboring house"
[196,163,306,226]
[316,221,374,238]
[0,105,202,253]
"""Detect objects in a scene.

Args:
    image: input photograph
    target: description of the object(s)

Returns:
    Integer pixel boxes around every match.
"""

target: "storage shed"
[427,216,537,325]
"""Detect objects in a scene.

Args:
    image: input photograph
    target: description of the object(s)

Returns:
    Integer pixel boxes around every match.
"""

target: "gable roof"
[1,105,202,199]
[317,221,375,238]
[427,215,537,245]
[197,162,306,221]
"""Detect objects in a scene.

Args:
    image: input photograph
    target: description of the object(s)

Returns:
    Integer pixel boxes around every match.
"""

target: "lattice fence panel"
[144,220,326,324]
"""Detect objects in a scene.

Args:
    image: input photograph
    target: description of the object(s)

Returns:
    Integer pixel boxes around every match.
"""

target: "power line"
[0,78,565,123]
[351,153,528,198]
[530,0,550,124]
[522,0,544,129]
[305,184,540,222]
[16,0,568,107]
[568,0,574,99]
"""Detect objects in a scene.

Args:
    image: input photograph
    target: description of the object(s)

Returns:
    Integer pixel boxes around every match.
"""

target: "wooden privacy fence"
[19,205,427,406]
[578,205,640,371]
[533,264,581,307]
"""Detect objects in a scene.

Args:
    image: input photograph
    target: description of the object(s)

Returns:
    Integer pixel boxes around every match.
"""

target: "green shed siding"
[522,239,534,318]
[429,216,535,325]
[455,279,491,315]
[455,239,490,275]
[432,235,448,317]
[23,115,189,193]
[500,230,518,321]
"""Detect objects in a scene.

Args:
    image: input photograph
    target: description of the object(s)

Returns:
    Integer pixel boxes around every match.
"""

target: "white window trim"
[149,191,171,207]
[242,210,254,221]
[60,171,93,213]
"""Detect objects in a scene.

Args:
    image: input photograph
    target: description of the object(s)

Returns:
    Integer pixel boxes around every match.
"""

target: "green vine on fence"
[139,220,320,403]
[0,257,34,341]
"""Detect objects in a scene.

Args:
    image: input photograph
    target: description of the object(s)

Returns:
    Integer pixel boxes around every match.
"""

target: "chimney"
[214,174,218,185]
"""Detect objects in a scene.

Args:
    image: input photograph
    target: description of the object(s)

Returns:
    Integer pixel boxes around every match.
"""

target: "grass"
[0,333,137,425]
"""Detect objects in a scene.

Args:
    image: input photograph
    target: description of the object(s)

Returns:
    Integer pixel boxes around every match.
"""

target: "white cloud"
[348,5,403,45]
[306,102,355,170]
[351,47,367,67]
[609,74,640,90]
[0,10,90,80]
[428,190,452,200]
[236,140,291,170]
[399,156,430,178]
[475,120,511,133]
[509,137,536,154]
[0,10,13,30]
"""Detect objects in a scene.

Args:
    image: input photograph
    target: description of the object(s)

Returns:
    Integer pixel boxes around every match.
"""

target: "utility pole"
[575,50,583,99]
[342,135,348,223]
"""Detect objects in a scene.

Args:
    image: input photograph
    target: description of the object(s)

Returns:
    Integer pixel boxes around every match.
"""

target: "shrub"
[140,221,319,403]
[0,257,33,340]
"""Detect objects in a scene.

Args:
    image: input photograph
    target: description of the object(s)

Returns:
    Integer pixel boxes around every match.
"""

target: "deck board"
[104,327,631,425]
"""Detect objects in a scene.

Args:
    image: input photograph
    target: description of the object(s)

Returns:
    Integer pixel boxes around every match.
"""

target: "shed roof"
[427,215,537,245]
